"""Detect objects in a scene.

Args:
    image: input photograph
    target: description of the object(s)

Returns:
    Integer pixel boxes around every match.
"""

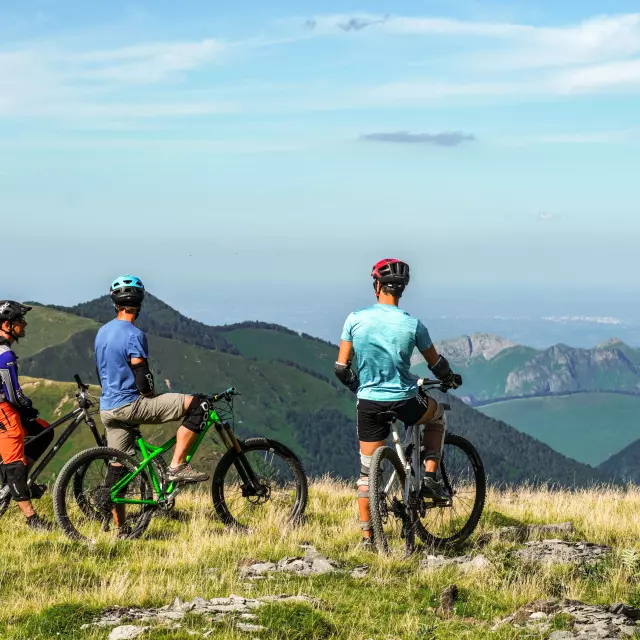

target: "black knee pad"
[3,461,29,501]
[105,464,129,487]
[182,394,211,433]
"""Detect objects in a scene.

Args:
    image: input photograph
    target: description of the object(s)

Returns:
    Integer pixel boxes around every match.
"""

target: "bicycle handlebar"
[211,387,239,403]
[74,374,87,390]
[417,378,455,392]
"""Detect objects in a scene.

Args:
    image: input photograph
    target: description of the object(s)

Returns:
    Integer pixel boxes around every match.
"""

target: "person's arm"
[0,351,32,408]
[130,356,155,397]
[420,346,462,388]
[416,321,462,388]
[334,315,359,393]
[129,332,155,397]
[335,341,359,393]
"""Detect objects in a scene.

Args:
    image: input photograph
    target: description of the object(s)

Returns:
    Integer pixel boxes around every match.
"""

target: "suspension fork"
[215,421,261,490]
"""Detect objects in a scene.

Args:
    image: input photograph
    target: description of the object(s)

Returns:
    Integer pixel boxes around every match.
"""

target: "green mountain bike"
[52,387,308,541]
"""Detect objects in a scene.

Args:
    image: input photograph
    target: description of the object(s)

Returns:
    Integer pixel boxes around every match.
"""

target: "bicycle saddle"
[375,411,399,425]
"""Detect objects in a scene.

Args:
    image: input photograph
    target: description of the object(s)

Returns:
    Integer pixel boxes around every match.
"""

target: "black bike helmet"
[371,258,410,297]
[109,274,145,307]
[0,301,32,323]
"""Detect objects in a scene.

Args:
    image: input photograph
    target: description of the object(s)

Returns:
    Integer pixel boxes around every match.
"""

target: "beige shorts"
[101,393,187,455]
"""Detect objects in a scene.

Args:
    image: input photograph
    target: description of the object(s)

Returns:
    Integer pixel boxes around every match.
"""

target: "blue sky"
[2,1,640,317]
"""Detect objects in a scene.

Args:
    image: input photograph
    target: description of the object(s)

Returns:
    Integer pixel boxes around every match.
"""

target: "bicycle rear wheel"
[416,433,486,547]
[211,438,307,530]
[369,446,408,555]
[53,447,155,542]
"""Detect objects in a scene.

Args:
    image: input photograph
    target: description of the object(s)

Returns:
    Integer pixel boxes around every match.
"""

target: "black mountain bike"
[0,375,104,518]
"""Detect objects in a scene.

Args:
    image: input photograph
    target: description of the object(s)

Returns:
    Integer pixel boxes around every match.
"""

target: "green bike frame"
[110,403,254,506]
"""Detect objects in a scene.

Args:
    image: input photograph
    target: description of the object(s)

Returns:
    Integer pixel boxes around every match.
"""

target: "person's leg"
[410,395,448,499]
[111,394,209,484]
[170,396,196,467]
[357,439,386,540]
[167,395,210,482]
[414,396,444,473]
[23,419,55,497]
[0,404,51,529]
[355,399,392,542]
[101,408,140,530]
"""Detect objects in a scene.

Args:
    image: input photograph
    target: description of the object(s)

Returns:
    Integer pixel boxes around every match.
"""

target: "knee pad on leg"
[182,394,211,433]
[424,401,446,462]
[357,452,372,499]
[3,461,29,501]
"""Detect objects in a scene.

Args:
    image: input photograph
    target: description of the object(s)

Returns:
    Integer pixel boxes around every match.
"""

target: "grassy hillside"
[18,300,612,486]
[479,392,640,466]
[17,306,99,359]
[2,482,640,639]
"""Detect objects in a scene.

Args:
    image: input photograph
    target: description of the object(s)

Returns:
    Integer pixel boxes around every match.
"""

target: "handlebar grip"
[74,374,86,389]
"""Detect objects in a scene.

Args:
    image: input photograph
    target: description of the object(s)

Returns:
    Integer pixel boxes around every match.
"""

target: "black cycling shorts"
[356,393,430,442]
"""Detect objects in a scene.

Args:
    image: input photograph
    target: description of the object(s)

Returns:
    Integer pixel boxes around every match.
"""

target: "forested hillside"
[16,299,613,485]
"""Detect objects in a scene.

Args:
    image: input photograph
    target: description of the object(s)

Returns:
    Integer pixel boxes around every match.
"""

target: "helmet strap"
[373,280,381,298]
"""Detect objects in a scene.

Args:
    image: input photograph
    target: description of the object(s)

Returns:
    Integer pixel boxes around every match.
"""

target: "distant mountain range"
[15,297,612,486]
[412,332,640,404]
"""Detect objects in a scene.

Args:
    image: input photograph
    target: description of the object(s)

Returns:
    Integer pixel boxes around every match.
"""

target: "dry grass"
[2,480,640,639]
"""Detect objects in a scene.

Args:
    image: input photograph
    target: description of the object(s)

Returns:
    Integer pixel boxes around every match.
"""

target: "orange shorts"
[0,402,27,465]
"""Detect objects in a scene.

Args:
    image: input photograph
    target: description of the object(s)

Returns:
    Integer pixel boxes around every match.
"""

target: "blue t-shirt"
[95,319,149,411]
[341,304,433,402]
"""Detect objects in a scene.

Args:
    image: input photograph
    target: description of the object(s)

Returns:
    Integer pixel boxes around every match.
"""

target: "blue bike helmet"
[110,274,145,307]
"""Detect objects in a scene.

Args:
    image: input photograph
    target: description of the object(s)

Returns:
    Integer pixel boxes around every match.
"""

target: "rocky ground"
[79,527,638,639]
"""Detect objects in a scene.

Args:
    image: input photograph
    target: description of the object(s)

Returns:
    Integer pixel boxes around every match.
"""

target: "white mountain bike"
[369,379,486,554]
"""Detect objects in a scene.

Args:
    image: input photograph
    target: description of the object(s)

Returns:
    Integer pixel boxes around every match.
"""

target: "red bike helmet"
[371,258,410,286]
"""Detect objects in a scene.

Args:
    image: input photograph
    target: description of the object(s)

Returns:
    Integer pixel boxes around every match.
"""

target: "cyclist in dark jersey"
[335,259,462,546]
[0,301,54,530]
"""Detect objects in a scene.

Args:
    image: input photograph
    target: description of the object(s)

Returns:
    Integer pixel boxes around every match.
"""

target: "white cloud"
[0,38,229,117]
[538,212,558,221]
[76,39,225,84]
[558,58,640,92]
[303,12,640,70]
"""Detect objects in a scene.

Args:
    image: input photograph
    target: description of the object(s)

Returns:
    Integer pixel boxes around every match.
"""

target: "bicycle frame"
[384,389,449,502]
[25,406,104,488]
[110,405,253,506]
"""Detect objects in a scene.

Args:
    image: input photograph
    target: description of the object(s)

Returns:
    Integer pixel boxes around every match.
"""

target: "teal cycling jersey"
[341,303,433,402]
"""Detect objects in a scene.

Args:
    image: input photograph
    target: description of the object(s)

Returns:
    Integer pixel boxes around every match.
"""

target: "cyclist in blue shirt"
[95,275,212,534]
[335,259,462,546]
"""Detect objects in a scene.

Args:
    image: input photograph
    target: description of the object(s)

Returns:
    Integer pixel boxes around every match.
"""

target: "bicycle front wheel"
[211,438,307,530]
[416,433,486,547]
[369,446,408,555]
[53,447,155,542]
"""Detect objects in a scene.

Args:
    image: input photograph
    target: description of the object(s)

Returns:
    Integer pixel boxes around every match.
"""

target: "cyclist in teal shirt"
[335,259,462,546]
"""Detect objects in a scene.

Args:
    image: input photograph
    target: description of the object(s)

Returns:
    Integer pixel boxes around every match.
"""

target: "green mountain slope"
[598,439,640,483]
[17,298,612,486]
[479,392,640,466]
[220,324,336,379]
[49,294,238,354]
[17,306,99,359]
[22,373,610,487]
